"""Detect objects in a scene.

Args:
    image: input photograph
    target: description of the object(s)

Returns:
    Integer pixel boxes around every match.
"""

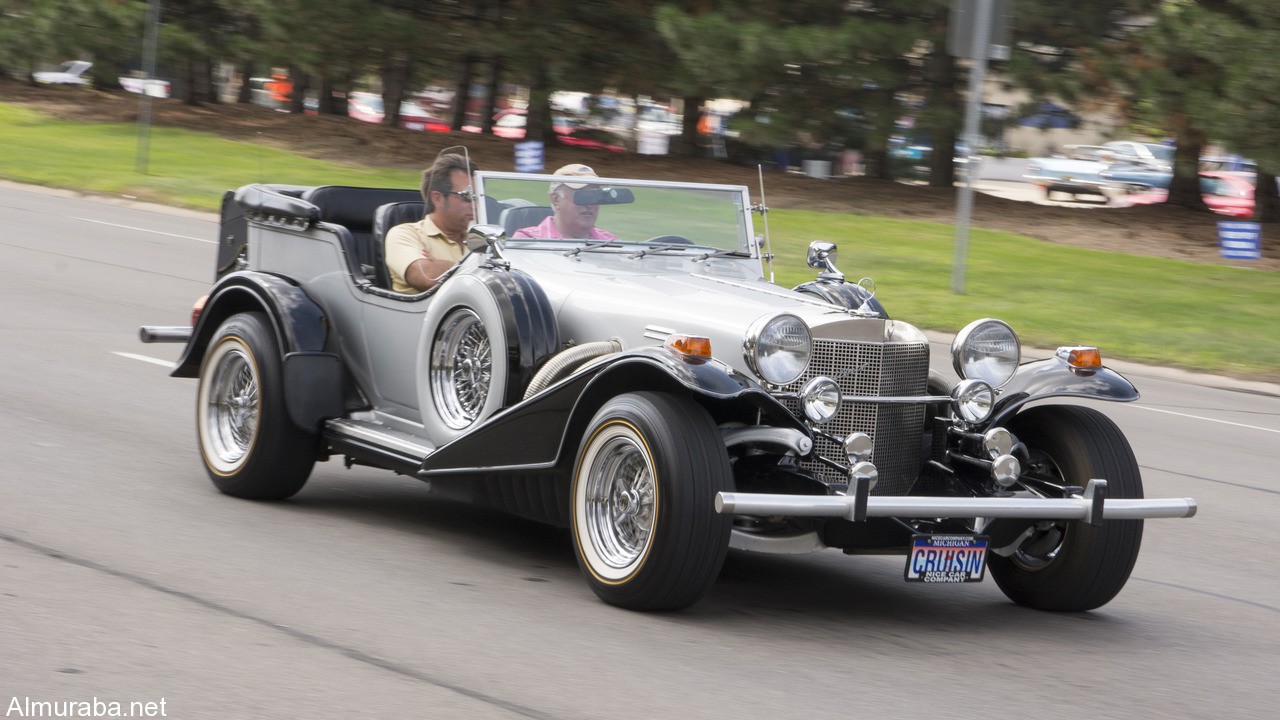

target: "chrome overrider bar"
[139,326,193,343]
[716,478,1197,527]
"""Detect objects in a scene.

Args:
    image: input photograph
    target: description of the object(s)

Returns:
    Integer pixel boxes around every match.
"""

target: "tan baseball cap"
[551,163,598,191]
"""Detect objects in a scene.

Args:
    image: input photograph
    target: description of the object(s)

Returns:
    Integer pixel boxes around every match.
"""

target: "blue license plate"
[905,535,988,583]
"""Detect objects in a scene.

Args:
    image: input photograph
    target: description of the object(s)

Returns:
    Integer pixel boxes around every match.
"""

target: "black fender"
[419,346,808,475]
[988,356,1139,429]
[171,271,341,433]
[792,278,888,318]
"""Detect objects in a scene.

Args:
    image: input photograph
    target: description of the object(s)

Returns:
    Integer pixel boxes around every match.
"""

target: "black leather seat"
[371,201,427,289]
[502,205,554,237]
[301,186,421,280]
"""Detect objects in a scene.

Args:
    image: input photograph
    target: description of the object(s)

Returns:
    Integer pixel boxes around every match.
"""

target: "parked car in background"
[119,74,171,98]
[344,91,450,132]
[1101,140,1175,168]
[33,60,92,86]
[139,163,1196,613]
[555,127,627,153]
[1023,145,1114,201]
[1115,170,1257,218]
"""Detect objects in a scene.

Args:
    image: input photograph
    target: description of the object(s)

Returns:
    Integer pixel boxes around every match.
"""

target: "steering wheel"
[645,235,692,245]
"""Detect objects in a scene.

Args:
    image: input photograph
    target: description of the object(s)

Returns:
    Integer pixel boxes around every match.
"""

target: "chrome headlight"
[952,379,995,424]
[951,318,1020,388]
[744,313,811,385]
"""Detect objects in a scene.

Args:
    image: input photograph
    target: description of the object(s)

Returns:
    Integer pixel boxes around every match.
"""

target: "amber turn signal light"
[1058,346,1102,369]
[664,334,712,361]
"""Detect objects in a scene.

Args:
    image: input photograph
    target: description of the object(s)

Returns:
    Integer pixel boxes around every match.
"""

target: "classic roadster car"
[140,160,1196,612]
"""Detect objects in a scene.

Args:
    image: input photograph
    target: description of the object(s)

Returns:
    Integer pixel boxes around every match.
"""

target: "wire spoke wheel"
[572,392,732,611]
[431,309,492,429]
[581,426,658,573]
[196,312,314,500]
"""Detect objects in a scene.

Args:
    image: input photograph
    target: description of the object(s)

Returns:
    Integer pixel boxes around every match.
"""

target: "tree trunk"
[1166,130,1208,211]
[236,61,254,104]
[676,94,703,157]
[526,63,554,145]
[382,63,409,128]
[452,55,477,131]
[924,39,960,187]
[182,60,199,106]
[289,69,309,114]
[1255,170,1279,223]
[482,57,502,134]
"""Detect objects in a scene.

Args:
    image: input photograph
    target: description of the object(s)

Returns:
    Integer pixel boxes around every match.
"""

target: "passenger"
[511,164,619,241]
[385,153,477,294]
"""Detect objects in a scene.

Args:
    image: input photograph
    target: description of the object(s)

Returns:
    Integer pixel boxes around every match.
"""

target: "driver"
[512,164,619,240]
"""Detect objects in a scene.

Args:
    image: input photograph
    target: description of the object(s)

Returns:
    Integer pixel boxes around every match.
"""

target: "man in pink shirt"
[512,164,619,241]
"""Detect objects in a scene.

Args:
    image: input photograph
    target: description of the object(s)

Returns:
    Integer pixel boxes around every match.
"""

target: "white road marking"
[76,217,214,243]
[113,352,176,368]
[1133,404,1280,434]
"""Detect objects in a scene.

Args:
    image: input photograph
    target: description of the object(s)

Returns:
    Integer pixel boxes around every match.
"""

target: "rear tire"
[988,405,1144,611]
[571,392,732,611]
[196,312,315,500]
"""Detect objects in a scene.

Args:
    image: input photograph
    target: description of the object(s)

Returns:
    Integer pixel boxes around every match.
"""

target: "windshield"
[1145,143,1175,163]
[474,171,756,254]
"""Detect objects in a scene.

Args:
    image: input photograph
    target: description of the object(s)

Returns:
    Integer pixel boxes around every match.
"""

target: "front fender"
[171,271,330,378]
[419,346,807,475]
[989,356,1139,428]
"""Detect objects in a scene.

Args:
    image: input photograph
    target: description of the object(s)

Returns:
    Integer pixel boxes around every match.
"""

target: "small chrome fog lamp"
[982,427,1013,459]
[843,432,874,464]
[951,379,995,424]
[801,376,841,424]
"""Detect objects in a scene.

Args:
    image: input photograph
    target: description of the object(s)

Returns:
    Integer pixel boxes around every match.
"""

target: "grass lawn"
[3,102,1277,380]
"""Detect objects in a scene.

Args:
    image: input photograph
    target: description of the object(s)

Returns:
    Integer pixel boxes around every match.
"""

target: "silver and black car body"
[142,168,1195,613]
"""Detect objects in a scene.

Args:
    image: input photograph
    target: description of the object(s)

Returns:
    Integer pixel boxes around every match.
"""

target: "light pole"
[135,0,161,174]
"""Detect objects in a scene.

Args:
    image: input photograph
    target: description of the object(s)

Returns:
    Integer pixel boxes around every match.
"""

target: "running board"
[324,418,436,474]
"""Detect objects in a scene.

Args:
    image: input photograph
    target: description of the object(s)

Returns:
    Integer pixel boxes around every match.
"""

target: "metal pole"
[951,0,993,295]
[135,0,161,174]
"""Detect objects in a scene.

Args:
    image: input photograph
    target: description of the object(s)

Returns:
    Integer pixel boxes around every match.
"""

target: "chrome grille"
[780,340,929,495]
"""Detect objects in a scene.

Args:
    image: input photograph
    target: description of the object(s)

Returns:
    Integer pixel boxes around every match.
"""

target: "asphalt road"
[2,183,1278,719]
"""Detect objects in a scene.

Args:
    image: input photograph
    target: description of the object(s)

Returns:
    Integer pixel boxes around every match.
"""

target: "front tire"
[988,405,1144,611]
[196,312,315,499]
[571,392,732,611]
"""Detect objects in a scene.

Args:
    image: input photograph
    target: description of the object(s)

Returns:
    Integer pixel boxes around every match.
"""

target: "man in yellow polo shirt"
[385,153,477,294]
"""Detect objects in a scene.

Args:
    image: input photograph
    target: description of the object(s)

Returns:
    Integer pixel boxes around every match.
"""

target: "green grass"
[3,102,1278,380]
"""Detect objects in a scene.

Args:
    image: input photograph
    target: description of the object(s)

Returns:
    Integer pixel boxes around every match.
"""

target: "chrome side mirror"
[465,223,505,253]
[806,241,843,281]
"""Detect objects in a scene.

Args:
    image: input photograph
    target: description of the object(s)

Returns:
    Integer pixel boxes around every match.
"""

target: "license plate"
[904,535,988,583]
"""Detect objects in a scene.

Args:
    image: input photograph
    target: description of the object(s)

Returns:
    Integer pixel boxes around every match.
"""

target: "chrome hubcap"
[583,428,656,571]
[431,310,492,429]
[206,346,258,466]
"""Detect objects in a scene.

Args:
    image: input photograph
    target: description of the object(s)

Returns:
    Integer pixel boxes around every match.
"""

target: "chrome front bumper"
[716,479,1197,527]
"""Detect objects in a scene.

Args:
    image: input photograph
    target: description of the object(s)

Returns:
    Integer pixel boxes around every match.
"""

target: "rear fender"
[989,356,1139,428]
[171,272,340,432]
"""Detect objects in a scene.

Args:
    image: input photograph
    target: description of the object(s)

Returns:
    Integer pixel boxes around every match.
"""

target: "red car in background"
[1116,171,1256,218]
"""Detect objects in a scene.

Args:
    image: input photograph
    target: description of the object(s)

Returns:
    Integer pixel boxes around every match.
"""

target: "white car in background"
[33,60,92,86]
[119,75,171,98]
